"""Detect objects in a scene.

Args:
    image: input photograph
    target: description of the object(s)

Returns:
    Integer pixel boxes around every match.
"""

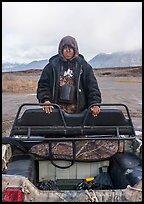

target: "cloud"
[2,2,142,63]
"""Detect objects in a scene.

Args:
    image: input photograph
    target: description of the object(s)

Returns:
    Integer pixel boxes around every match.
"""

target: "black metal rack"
[9,103,136,141]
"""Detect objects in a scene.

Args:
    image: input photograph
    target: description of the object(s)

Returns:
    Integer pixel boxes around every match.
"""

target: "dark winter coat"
[37,54,101,112]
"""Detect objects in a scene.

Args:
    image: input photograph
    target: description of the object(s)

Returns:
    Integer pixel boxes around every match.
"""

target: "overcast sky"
[2,2,142,64]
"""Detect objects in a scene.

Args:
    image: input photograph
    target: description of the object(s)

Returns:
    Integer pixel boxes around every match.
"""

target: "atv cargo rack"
[9,103,136,141]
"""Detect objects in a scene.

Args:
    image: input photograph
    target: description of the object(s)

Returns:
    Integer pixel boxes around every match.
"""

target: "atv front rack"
[9,103,136,140]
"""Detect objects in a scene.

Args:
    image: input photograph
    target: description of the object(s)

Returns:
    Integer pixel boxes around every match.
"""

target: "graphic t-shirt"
[59,67,77,113]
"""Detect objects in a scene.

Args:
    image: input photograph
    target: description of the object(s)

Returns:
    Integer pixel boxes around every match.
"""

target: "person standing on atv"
[37,35,101,117]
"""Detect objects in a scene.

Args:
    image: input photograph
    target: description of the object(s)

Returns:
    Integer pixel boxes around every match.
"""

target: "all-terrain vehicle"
[2,103,142,202]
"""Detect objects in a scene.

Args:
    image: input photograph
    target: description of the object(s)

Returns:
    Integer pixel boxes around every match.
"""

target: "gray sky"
[2,2,142,63]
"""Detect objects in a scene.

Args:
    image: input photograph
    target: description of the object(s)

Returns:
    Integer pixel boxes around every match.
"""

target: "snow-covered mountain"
[2,60,49,72]
[88,49,142,68]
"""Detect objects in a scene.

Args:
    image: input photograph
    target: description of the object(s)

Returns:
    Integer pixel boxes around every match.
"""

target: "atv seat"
[10,105,135,137]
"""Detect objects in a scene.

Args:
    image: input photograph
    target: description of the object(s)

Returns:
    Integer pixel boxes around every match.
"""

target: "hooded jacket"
[37,36,101,112]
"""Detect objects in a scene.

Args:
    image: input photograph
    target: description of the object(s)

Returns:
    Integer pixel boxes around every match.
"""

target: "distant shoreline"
[2,65,142,74]
[2,66,142,78]
[2,68,43,73]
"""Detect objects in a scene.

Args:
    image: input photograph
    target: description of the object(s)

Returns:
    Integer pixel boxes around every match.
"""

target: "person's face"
[62,46,75,60]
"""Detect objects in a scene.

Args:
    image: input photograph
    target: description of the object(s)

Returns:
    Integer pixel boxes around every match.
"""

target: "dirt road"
[2,76,142,137]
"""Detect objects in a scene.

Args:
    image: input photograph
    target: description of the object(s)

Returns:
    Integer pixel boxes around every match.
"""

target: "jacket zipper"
[77,65,83,110]
[52,66,56,101]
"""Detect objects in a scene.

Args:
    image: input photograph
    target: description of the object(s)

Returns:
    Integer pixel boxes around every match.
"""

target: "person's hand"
[90,105,100,117]
[43,101,54,113]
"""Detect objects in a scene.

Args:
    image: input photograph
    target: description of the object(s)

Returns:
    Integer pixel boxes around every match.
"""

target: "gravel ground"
[2,75,142,137]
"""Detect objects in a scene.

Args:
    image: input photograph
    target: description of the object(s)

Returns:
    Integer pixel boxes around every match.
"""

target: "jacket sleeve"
[36,64,52,103]
[85,63,102,106]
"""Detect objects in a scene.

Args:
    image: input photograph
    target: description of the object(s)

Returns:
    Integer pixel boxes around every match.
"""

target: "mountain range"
[89,49,142,68]
[2,59,49,72]
[2,49,142,72]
